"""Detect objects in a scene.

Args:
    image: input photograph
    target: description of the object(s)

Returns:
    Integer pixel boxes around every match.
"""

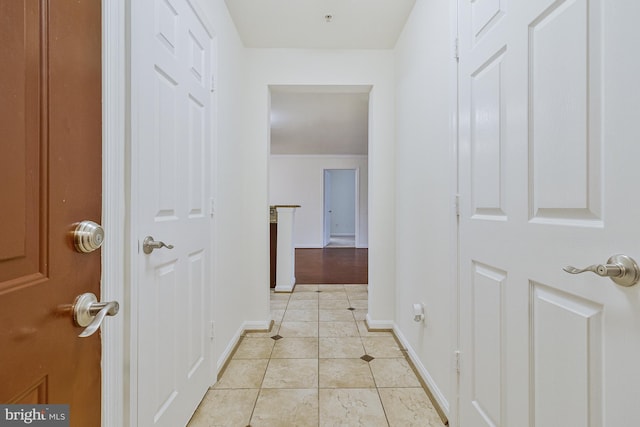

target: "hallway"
[187,285,444,426]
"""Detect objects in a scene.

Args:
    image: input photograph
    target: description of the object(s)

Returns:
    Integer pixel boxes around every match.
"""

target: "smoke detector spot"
[324,14,333,23]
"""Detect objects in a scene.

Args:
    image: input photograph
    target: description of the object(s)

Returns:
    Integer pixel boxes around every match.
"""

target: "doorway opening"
[323,169,358,248]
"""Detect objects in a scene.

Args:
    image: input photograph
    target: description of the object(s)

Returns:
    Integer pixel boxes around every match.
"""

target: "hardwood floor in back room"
[295,248,368,284]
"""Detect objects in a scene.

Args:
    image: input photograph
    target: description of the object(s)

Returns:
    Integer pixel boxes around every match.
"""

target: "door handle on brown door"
[73,293,120,337]
[142,236,174,254]
[563,254,640,287]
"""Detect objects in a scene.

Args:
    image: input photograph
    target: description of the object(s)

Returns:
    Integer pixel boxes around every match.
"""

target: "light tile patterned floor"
[187,284,445,427]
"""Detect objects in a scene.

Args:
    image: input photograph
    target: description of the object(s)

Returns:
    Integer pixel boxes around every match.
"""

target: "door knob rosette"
[73,293,119,337]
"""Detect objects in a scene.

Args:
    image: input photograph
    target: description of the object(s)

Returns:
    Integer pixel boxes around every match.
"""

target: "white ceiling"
[225,1,416,155]
[224,0,417,49]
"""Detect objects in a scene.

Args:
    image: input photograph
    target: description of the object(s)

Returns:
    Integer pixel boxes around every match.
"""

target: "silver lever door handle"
[143,236,174,254]
[73,293,120,337]
[563,254,640,287]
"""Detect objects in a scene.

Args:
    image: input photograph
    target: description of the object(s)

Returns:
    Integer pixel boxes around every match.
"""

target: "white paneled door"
[132,0,215,425]
[458,0,640,426]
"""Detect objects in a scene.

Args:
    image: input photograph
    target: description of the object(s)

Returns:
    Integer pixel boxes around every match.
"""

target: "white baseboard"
[216,320,272,374]
[275,278,295,293]
[216,326,243,373]
[243,320,272,331]
[364,314,394,330]
[393,325,450,415]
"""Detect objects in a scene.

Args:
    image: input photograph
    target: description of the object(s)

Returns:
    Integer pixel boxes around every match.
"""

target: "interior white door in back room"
[132,0,215,425]
[324,169,356,247]
[323,170,332,247]
[458,0,640,425]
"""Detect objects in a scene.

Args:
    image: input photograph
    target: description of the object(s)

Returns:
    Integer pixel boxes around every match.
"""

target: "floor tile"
[272,337,319,359]
[319,359,376,388]
[347,292,369,301]
[271,292,292,301]
[251,389,319,427]
[294,284,319,292]
[319,299,351,310]
[270,300,289,310]
[319,292,349,301]
[378,388,443,427]
[357,321,393,337]
[271,309,286,322]
[317,284,345,292]
[233,337,275,359]
[287,300,319,310]
[352,310,368,321]
[319,337,365,358]
[262,359,319,389]
[319,309,356,321]
[213,359,269,389]
[369,358,421,388]
[284,309,319,322]
[319,321,360,337]
[349,299,369,309]
[193,288,446,427]
[279,321,319,338]
[319,389,387,427]
[187,389,258,427]
[290,292,319,300]
[361,336,404,357]
[344,284,368,293]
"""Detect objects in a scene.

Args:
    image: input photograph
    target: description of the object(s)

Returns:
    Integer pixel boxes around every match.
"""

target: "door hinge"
[455,350,461,374]
[210,74,216,93]
[454,194,460,218]
[454,37,459,61]
[209,198,215,217]
[210,321,215,340]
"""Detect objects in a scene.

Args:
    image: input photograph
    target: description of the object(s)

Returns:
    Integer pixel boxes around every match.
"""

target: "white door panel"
[132,0,215,425]
[459,0,640,425]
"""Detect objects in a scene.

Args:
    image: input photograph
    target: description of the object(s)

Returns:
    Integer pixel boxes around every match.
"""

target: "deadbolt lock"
[73,220,104,253]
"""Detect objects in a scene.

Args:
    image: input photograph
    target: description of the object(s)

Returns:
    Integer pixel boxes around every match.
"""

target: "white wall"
[195,0,270,373]
[269,156,368,248]
[248,49,396,323]
[393,0,455,416]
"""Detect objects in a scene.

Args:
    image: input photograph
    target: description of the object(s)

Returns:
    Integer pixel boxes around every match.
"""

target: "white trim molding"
[101,0,127,426]
[364,314,394,331]
[393,325,451,416]
[216,321,272,374]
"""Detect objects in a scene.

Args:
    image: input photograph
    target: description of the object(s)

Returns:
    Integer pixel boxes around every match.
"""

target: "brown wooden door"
[0,1,102,425]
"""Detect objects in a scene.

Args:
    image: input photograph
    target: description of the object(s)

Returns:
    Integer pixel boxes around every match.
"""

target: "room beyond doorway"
[295,248,368,284]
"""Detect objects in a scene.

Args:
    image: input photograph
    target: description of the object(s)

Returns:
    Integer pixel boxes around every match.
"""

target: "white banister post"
[274,206,299,292]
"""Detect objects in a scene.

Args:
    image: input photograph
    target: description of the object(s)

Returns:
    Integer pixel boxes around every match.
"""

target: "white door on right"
[458,0,640,426]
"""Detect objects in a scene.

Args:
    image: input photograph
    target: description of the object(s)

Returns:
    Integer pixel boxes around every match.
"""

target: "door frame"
[449,0,460,426]
[101,0,127,426]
